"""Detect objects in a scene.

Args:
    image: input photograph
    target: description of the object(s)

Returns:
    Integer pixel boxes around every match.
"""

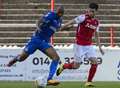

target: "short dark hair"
[89,3,99,11]
[57,6,64,14]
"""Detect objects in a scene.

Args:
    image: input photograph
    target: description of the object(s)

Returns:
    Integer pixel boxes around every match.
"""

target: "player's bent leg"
[7,37,38,67]
[56,62,80,76]
[44,47,60,86]
[85,57,98,87]
[7,51,29,67]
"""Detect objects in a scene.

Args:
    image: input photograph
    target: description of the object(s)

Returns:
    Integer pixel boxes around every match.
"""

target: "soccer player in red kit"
[56,3,104,87]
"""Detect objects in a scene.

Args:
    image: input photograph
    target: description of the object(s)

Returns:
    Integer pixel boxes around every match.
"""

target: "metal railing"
[0,23,120,47]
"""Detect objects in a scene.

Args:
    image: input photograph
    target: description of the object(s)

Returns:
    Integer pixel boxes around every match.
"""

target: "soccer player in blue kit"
[7,6,64,86]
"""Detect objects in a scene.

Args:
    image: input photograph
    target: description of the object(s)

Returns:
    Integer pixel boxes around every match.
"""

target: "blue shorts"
[24,36,52,55]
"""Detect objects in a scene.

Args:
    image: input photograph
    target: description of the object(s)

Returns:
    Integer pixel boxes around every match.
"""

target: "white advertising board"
[0,49,25,80]
[0,47,120,81]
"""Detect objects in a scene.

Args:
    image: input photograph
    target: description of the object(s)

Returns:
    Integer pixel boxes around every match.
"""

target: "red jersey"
[74,14,99,45]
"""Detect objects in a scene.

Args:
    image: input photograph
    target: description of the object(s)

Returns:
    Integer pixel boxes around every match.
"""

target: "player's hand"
[99,48,104,55]
[60,25,73,31]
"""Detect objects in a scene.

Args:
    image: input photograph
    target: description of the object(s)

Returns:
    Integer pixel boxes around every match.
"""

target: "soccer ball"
[36,76,47,88]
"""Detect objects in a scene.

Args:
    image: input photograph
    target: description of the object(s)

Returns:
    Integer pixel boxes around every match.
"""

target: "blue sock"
[47,59,59,81]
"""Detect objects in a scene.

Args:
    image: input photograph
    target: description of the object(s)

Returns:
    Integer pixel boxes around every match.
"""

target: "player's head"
[86,3,99,18]
[56,6,64,17]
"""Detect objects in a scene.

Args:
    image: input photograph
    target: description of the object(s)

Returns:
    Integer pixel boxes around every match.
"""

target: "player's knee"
[89,57,98,64]
[51,56,60,62]
[52,55,60,61]
[91,59,98,64]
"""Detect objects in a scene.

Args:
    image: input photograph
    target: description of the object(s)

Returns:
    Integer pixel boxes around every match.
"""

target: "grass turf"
[0,81,120,88]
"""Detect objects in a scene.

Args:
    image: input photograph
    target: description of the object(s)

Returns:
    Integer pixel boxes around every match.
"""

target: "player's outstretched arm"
[60,19,75,31]
[95,31,104,55]
[60,14,85,31]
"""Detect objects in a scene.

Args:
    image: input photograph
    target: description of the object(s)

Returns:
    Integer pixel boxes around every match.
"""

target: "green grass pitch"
[0,81,120,88]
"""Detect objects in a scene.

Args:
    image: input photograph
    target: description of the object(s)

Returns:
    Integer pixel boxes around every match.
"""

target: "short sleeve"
[44,12,53,20]
[74,14,85,24]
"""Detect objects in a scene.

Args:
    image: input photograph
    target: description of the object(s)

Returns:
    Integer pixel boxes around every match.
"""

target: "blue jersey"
[34,11,62,42]
[24,11,62,55]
